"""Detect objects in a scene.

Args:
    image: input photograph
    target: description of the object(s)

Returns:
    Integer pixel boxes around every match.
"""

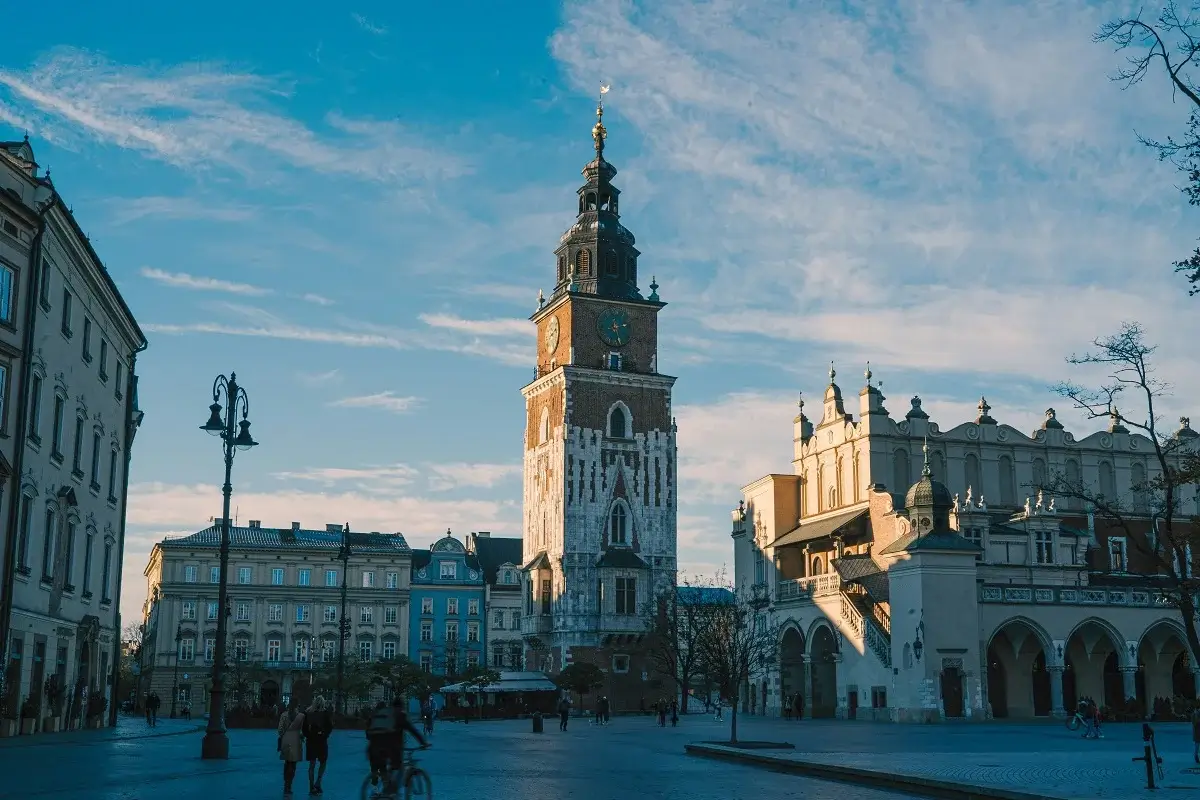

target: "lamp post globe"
[198,372,258,760]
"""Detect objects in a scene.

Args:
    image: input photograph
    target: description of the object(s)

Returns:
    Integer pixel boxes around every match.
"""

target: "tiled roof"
[162,526,411,554]
[595,549,647,570]
[409,548,482,577]
[471,536,523,585]
[832,554,882,582]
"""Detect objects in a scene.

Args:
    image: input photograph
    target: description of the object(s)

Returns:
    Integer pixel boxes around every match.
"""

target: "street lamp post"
[170,623,183,718]
[198,372,259,760]
[335,524,351,715]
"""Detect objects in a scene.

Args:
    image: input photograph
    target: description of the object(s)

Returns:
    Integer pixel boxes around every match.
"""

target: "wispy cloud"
[297,369,340,386]
[417,313,531,338]
[108,196,257,226]
[330,391,421,414]
[351,12,388,36]
[273,464,419,487]
[140,267,271,296]
[299,292,335,306]
[0,48,466,183]
[426,463,521,492]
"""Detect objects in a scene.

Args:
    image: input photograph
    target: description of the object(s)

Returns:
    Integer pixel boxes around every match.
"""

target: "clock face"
[544,315,560,353]
[597,308,631,347]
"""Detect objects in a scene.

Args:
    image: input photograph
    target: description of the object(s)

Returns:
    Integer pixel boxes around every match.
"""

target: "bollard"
[1132,722,1164,789]
[532,712,543,734]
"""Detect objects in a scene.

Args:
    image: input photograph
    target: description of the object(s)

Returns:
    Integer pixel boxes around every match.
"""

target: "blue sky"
[2,0,1198,625]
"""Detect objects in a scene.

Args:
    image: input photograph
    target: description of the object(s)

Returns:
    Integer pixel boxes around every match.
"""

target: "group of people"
[276,696,335,796]
[781,693,805,720]
[654,698,679,727]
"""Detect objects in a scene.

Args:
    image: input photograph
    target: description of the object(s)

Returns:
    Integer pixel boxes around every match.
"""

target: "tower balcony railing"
[978,583,1174,608]
[775,573,842,603]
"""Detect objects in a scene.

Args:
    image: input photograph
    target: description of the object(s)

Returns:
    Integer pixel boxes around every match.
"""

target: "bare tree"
[691,577,781,744]
[1038,323,1200,660]
[647,577,724,714]
[1097,3,1200,293]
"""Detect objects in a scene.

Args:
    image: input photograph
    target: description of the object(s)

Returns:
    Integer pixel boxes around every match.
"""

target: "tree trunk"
[730,700,738,744]
[1179,592,1200,676]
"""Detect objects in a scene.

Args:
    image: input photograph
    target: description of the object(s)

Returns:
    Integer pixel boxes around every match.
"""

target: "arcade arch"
[986,618,1053,718]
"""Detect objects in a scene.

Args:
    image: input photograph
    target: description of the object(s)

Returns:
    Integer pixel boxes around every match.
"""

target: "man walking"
[558,696,570,731]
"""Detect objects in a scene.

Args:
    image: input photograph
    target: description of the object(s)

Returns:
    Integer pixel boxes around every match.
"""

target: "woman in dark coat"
[303,696,333,795]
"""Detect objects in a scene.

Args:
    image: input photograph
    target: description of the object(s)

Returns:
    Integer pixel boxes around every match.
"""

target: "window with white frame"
[295,639,309,663]
[1109,536,1128,572]
[492,645,505,668]
[209,566,219,583]
[271,568,284,586]
[184,565,198,583]
[384,606,398,624]
[1034,531,1055,565]
[360,606,373,624]
[386,571,399,589]
[238,567,252,584]
[204,637,215,663]
[179,637,195,661]
[362,571,375,588]
[421,598,433,614]
[181,601,197,620]
[382,641,397,660]
[420,621,432,642]
[446,621,459,641]
[468,599,479,615]
[321,641,335,662]
[467,651,479,667]
[467,622,479,642]
[267,639,281,662]
[206,601,219,621]
[234,638,250,662]
[359,640,373,661]
[616,577,636,615]
[493,610,504,629]
[298,568,311,587]
[296,604,311,623]
[324,605,337,623]
[511,610,521,629]
[420,652,432,672]
[236,602,250,621]
[325,569,338,587]
[440,561,456,579]
[447,598,459,615]
[268,603,283,622]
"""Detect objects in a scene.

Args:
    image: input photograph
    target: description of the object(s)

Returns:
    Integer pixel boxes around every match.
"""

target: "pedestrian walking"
[147,692,160,726]
[277,702,307,796]
[598,696,610,726]
[714,700,723,721]
[670,699,678,727]
[793,692,804,721]
[303,696,333,795]
[657,698,667,727]
[558,696,570,731]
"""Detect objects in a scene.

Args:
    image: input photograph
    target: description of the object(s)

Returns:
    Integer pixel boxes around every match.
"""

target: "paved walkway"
[687,715,1200,799]
[0,714,203,748]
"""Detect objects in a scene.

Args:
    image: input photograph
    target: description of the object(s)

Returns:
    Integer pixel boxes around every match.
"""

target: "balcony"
[979,584,1172,608]
[776,573,842,603]
[520,615,553,637]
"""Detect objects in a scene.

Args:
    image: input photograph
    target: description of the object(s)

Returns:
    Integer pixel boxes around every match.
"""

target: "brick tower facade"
[520,95,678,708]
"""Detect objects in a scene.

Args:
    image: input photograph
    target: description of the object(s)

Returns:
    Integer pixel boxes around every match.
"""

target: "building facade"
[465,532,524,669]
[409,532,486,676]
[0,135,146,733]
[734,365,1200,722]
[519,98,678,709]
[141,522,411,712]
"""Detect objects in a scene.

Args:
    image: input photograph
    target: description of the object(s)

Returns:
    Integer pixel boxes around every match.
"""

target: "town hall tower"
[520,95,678,698]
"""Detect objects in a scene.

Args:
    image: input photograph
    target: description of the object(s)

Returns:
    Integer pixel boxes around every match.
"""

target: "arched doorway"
[1065,619,1123,710]
[809,625,838,719]
[260,679,280,709]
[780,627,806,718]
[986,619,1051,718]
[1137,622,1193,709]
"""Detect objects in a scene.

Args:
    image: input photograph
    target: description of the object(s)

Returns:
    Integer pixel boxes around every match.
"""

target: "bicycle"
[361,747,432,800]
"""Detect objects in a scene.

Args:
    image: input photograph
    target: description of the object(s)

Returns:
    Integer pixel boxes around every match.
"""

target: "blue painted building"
[408,531,487,678]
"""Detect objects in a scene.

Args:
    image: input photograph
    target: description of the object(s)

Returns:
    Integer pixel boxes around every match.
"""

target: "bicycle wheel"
[405,767,432,800]
[1065,715,1080,731]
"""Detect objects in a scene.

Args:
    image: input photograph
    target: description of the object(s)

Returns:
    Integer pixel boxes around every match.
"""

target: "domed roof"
[905,474,954,510]
[905,439,953,510]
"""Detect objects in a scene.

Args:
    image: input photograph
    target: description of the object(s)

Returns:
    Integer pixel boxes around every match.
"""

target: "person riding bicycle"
[366,698,429,795]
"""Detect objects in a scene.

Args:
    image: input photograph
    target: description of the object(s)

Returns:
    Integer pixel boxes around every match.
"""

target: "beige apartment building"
[734,365,1200,722]
[0,136,146,735]
[140,521,411,712]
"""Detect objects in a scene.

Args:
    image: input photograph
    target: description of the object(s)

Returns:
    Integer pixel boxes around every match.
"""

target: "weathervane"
[593,84,611,155]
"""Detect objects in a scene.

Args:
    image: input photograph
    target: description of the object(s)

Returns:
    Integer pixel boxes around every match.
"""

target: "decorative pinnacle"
[648,275,660,301]
[537,288,545,309]
[593,84,610,155]
[829,361,836,383]
[797,392,805,415]
[865,361,872,384]
[978,396,991,415]
[921,436,931,478]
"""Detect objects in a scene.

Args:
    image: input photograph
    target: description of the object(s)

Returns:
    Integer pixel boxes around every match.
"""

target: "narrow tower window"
[610,505,628,545]
[608,406,627,438]
[576,249,591,276]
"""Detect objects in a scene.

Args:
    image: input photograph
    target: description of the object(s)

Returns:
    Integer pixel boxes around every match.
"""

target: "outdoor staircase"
[839,591,892,668]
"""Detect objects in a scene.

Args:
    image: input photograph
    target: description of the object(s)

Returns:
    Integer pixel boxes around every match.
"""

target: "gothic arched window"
[1099,460,1116,499]
[610,505,628,545]
[999,455,1016,506]
[608,405,628,439]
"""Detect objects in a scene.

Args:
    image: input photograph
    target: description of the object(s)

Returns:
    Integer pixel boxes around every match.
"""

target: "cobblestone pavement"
[0,713,918,800]
[0,714,203,748]
[697,715,1200,798]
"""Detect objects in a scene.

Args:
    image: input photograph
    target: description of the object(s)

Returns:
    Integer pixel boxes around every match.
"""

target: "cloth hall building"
[732,365,1200,722]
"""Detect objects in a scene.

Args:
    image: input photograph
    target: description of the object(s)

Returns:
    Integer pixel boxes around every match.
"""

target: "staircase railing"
[839,593,891,668]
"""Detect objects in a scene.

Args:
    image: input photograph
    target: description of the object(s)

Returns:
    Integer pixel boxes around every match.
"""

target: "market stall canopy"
[439,671,559,694]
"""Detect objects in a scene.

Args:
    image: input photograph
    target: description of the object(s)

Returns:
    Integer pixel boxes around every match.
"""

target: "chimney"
[476,531,491,539]
[291,522,301,531]
[326,524,341,533]
[248,520,261,529]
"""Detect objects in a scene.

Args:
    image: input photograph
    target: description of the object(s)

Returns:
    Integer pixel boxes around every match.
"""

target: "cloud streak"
[140,267,271,296]
[330,391,422,414]
[351,13,388,35]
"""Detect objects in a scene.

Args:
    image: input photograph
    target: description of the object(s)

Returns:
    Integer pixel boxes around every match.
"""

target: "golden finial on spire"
[593,84,610,155]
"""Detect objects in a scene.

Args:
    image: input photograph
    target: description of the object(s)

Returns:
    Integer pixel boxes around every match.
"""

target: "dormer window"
[607,352,621,370]
[440,561,457,579]
[610,504,628,545]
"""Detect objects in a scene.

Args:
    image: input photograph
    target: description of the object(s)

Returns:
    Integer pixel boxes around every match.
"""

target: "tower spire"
[922,436,931,478]
[593,84,610,157]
